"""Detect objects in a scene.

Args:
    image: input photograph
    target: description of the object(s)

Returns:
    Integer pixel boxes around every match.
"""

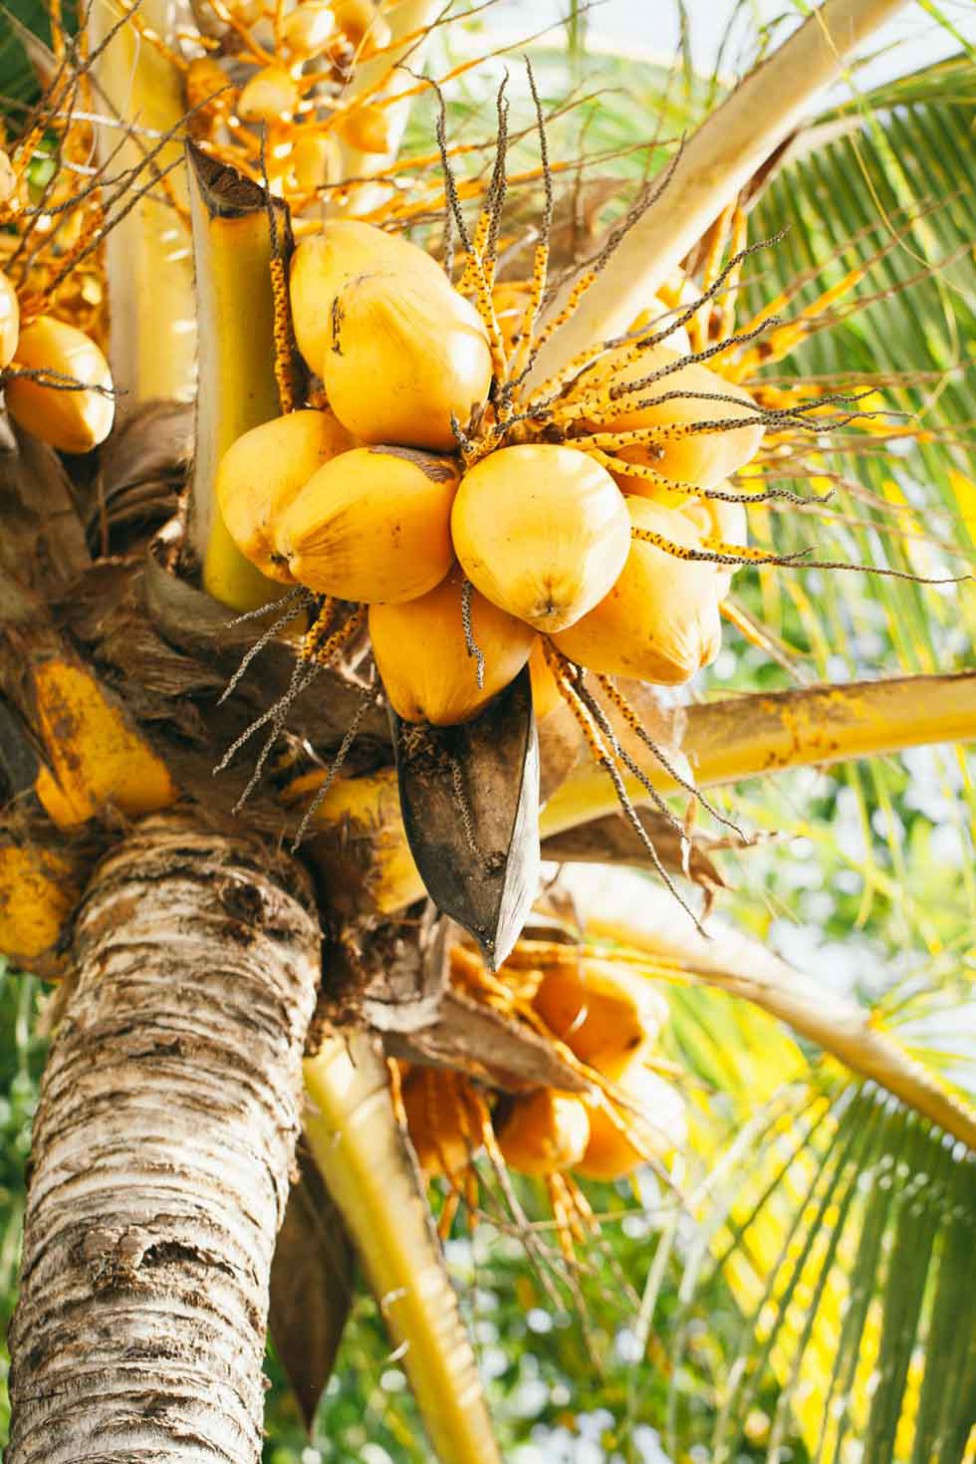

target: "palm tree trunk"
[6,814,321,1464]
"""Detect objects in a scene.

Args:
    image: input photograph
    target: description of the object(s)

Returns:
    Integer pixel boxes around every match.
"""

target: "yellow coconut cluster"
[401,950,685,1190]
[0,269,115,453]
[218,219,764,724]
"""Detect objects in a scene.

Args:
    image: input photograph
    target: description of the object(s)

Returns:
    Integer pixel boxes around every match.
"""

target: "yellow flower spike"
[216,408,355,581]
[452,444,631,633]
[5,316,115,453]
[288,220,446,377]
[237,66,300,123]
[551,496,723,683]
[276,443,459,602]
[0,270,19,368]
[497,1090,591,1177]
[369,569,536,726]
[322,272,492,451]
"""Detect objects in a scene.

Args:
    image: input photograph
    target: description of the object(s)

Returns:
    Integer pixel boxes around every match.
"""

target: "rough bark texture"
[7,814,321,1464]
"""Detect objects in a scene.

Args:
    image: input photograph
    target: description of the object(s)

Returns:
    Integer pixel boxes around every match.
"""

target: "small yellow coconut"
[290,132,341,193]
[497,1090,590,1176]
[276,443,459,602]
[551,495,722,684]
[0,271,19,369]
[281,2,335,57]
[587,343,762,501]
[335,102,394,156]
[5,315,114,453]
[402,1068,481,1178]
[323,272,492,451]
[216,408,354,582]
[289,220,446,377]
[575,1065,686,1181]
[370,569,535,726]
[237,66,299,123]
[332,0,391,49]
[451,444,631,633]
[533,957,669,1079]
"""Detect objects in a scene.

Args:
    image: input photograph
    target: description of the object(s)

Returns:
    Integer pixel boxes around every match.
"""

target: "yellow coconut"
[323,272,492,451]
[281,2,335,57]
[276,443,458,602]
[289,220,447,377]
[370,569,535,726]
[528,640,563,720]
[586,343,763,502]
[335,102,394,156]
[497,1090,590,1176]
[533,957,669,1079]
[575,1065,686,1181]
[402,1068,481,1178]
[216,408,354,582]
[551,495,723,683]
[451,444,631,633]
[0,270,19,369]
[6,315,114,453]
[237,66,299,123]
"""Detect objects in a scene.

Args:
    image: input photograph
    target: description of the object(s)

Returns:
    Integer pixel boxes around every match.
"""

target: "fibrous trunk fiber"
[7,814,321,1463]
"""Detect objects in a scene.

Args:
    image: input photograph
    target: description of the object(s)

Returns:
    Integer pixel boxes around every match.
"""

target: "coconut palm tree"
[0,0,973,1460]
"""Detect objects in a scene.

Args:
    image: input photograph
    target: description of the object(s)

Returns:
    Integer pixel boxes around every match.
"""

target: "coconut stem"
[525,0,908,388]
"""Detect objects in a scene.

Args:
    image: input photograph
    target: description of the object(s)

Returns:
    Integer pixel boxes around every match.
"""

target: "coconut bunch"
[178,0,411,204]
[398,938,685,1249]
[217,214,762,737]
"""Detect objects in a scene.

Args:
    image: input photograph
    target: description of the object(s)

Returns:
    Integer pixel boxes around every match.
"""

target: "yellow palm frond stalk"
[304,1032,502,1464]
[527,0,909,387]
[90,0,196,401]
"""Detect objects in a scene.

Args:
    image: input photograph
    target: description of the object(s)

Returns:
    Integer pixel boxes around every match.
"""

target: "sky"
[489,0,976,99]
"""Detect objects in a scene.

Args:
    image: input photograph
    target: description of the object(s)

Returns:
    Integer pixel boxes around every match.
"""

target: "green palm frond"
[658,973,976,1464]
[741,55,976,681]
